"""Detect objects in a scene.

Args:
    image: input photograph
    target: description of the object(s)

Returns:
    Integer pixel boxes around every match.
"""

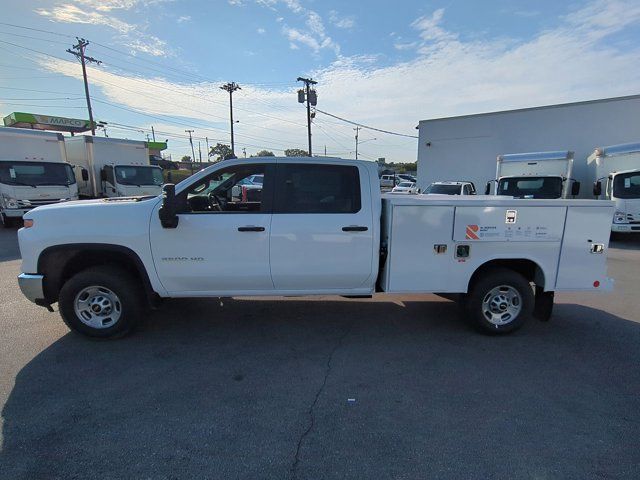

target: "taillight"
[23,219,34,228]
[593,280,600,288]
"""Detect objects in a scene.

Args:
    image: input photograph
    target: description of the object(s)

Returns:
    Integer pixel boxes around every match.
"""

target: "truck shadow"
[1,299,639,479]
[610,233,640,250]
[0,227,21,262]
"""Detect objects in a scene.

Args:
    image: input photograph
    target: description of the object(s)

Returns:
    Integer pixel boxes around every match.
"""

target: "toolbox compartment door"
[555,206,614,291]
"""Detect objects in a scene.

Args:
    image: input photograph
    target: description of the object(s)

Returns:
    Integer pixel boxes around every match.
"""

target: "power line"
[315,109,418,138]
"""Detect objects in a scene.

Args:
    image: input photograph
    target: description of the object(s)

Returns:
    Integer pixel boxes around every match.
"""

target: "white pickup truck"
[17,157,614,338]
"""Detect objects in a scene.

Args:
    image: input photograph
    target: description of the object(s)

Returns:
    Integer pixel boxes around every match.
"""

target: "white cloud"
[177,15,191,23]
[35,1,174,57]
[329,10,355,29]
[257,27,266,34]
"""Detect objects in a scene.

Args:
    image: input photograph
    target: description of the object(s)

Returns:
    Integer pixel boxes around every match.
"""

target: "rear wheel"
[59,266,143,339]
[467,268,534,334]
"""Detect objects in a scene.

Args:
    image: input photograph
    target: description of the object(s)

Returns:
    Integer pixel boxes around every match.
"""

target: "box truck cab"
[65,136,163,198]
[589,143,640,233]
[0,127,81,227]
[487,151,580,199]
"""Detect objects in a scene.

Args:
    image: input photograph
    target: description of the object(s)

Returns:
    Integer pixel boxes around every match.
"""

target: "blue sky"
[1,0,639,162]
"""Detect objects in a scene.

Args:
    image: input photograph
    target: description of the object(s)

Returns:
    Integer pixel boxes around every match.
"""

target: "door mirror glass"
[571,181,580,196]
[484,182,491,195]
[81,168,89,182]
[100,168,107,182]
[593,181,602,197]
[159,184,179,228]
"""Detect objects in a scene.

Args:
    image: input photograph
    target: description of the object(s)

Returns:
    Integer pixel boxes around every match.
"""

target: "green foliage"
[180,155,192,162]
[386,161,417,173]
[163,169,192,183]
[284,148,309,157]
[254,150,275,157]
[209,143,233,161]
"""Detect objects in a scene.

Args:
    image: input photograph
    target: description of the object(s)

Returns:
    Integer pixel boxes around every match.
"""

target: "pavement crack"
[290,325,351,480]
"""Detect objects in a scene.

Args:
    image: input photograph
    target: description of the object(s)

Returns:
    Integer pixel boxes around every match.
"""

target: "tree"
[284,148,309,157]
[254,150,275,157]
[180,155,192,162]
[209,143,233,161]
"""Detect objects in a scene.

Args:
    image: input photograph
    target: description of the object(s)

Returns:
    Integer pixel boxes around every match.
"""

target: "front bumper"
[3,208,30,218]
[17,273,45,304]
[612,224,640,233]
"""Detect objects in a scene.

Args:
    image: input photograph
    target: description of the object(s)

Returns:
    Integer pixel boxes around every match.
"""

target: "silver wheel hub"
[482,285,522,326]
[74,286,122,329]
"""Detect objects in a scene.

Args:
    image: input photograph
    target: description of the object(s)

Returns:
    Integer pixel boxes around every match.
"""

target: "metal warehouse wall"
[417,95,640,198]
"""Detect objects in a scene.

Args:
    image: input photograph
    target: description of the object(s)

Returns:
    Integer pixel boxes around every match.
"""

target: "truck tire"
[58,266,143,339]
[466,268,534,334]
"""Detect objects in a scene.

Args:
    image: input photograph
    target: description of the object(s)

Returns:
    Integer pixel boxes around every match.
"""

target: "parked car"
[391,181,419,194]
[425,181,476,195]
[380,174,399,188]
[397,174,417,183]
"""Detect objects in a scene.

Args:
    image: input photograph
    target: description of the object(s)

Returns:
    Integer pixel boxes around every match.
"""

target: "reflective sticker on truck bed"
[465,224,479,240]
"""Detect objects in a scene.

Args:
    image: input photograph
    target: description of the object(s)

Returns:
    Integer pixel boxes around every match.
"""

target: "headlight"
[613,211,627,223]
[1,194,20,209]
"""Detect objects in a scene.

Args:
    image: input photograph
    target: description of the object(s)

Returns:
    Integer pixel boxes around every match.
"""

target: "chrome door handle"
[342,226,368,232]
[238,226,265,232]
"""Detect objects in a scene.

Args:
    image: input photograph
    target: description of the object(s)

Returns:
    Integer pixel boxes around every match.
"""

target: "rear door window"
[274,164,361,214]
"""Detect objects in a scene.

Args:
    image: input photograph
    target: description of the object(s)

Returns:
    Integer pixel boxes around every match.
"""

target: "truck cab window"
[181,164,267,213]
[275,164,361,213]
[103,165,115,185]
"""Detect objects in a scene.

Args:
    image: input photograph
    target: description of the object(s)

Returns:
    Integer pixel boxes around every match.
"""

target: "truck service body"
[17,157,614,338]
[65,135,163,198]
[588,143,640,233]
[0,126,79,227]
[490,151,579,199]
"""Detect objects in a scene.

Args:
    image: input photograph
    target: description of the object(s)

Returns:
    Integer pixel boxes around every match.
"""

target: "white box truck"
[486,151,580,199]
[17,157,614,339]
[65,136,164,198]
[588,142,640,234]
[0,126,82,227]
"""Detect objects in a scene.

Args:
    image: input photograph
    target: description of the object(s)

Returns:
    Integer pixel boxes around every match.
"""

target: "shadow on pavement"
[1,298,639,479]
[610,232,640,250]
[0,227,20,262]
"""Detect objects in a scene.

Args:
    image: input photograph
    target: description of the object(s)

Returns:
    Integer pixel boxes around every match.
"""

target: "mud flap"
[533,286,554,322]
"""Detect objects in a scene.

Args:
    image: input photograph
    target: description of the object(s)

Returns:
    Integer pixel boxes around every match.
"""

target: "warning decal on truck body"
[454,206,566,242]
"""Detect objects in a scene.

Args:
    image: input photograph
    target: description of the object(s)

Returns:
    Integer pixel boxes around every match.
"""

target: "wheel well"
[468,259,545,291]
[38,244,157,306]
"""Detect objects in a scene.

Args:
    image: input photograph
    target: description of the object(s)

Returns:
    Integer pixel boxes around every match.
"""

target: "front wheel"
[58,266,143,339]
[466,268,534,334]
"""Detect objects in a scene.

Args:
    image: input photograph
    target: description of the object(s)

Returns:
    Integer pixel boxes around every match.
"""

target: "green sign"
[147,141,168,151]
[3,111,95,133]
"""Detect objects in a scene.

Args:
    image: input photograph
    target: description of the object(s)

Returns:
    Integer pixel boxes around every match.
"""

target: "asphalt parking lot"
[1,227,639,479]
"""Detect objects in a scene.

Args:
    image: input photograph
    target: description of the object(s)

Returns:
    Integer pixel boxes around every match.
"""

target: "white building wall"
[417,95,640,198]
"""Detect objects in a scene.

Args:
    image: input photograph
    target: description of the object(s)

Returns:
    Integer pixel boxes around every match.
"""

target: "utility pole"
[67,38,101,135]
[242,147,246,158]
[220,82,241,155]
[297,77,317,156]
[185,129,196,174]
[198,141,202,163]
[205,137,210,161]
[354,126,360,160]
[151,126,156,141]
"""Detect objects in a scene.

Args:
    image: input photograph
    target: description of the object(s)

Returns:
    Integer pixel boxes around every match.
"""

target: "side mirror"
[100,169,107,182]
[593,181,602,197]
[571,181,580,196]
[484,182,491,195]
[81,168,89,182]
[159,184,179,229]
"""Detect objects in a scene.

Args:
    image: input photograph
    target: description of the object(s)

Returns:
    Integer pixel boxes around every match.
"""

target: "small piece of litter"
[347,398,356,403]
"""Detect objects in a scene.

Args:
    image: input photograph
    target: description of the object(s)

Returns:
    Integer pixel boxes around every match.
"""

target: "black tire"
[58,266,143,339]
[1,213,16,228]
[466,268,534,334]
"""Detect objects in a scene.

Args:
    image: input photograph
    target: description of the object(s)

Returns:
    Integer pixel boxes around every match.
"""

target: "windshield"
[397,182,413,187]
[426,184,461,195]
[251,175,264,185]
[613,171,640,199]
[497,176,563,199]
[0,161,75,187]
[114,166,163,186]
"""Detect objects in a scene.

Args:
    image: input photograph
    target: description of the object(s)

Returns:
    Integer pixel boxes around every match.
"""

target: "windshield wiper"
[7,180,37,188]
